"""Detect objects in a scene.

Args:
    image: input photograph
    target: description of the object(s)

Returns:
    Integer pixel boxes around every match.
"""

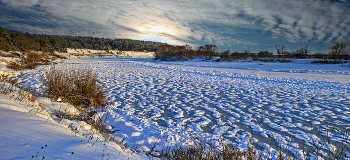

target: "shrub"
[43,67,107,109]
[155,44,189,61]
[276,58,291,63]
[7,60,39,71]
[7,61,23,71]
[25,51,42,63]
[258,51,273,58]
[6,51,44,71]
[230,52,247,60]
[218,50,231,61]
[312,60,344,64]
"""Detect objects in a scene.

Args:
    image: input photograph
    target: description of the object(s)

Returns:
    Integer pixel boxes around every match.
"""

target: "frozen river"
[19,58,350,158]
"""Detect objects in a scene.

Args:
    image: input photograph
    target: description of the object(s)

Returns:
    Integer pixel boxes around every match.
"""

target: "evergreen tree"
[0,26,13,51]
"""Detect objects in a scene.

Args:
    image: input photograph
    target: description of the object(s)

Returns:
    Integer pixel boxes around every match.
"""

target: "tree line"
[1,25,349,62]
[155,42,349,62]
[0,26,165,53]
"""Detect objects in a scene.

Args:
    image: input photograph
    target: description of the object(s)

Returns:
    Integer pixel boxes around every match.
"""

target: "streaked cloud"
[0,0,349,52]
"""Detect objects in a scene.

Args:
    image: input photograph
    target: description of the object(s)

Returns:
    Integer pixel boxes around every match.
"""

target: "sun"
[135,25,179,45]
[150,26,172,34]
[136,34,179,45]
[137,25,175,35]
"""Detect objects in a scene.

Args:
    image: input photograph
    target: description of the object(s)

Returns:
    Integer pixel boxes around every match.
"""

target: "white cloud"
[1,0,349,49]
[1,0,38,7]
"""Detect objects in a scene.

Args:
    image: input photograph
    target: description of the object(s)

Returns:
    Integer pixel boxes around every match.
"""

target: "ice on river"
[18,58,350,157]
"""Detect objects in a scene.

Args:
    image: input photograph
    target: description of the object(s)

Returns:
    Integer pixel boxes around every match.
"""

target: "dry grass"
[7,60,39,71]
[0,81,15,95]
[73,53,86,56]
[53,107,128,153]
[0,74,9,81]
[159,136,262,160]
[43,67,107,109]
[9,85,36,102]
[91,54,114,57]
[0,50,15,57]
[0,78,36,102]
[7,61,23,71]
[6,51,43,71]
[158,128,350,160]
[24,51,42,63]
[40,58,52,65]
[55,108,111,134]
[48,57,59,61]
[52,52,68,59]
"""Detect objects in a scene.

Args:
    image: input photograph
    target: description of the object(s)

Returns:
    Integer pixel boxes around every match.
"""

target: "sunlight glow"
[137,25,176,35]
[150,26,171,34]
[135,25,179,45]
[136,34,179,45]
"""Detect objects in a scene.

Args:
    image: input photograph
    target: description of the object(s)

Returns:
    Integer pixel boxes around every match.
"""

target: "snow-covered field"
[17,57,350,158]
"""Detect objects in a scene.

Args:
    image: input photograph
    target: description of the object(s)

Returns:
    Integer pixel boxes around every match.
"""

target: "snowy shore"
[1,56,350,159]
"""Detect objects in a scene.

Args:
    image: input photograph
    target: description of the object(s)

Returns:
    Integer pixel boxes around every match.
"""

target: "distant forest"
[0,26,349,63]
[0,26,166,53]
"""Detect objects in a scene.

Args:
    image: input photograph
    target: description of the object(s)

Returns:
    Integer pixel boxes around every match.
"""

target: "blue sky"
[0,0,349,53]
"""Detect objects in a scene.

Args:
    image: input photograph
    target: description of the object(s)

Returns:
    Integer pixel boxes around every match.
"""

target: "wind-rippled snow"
[18,58,350,158]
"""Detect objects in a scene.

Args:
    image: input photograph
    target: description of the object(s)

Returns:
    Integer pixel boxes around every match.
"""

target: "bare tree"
[298,42,312,59]
[197,44,218,60]
[258,51,273,58]
[243,50,250,59]
[275,45,287,58]
[329,42,346,61]
[205,44,218,60]
[219,50,230,61]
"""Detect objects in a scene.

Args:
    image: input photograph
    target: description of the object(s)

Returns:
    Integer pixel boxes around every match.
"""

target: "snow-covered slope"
[0,83,148,160]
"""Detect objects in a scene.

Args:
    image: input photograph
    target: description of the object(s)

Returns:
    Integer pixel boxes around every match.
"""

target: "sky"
[0,0,349,53]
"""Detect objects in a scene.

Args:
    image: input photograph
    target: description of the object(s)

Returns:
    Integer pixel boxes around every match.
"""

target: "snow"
[0,88,148,159]
[157,59,350,83]
[0,57,20,78]
[66,48,154,58]
[1,56,350,159]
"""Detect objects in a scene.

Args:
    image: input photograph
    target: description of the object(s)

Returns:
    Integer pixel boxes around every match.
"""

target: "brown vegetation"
[43,67,107,109]
[73,53,86,56]
[5,51,45,71]
[51,52,68,59]
[158,127,350,160]
[155,41,349,63]
[161,137,258,160]
[155,44,197,61]
[0,78,36,102]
